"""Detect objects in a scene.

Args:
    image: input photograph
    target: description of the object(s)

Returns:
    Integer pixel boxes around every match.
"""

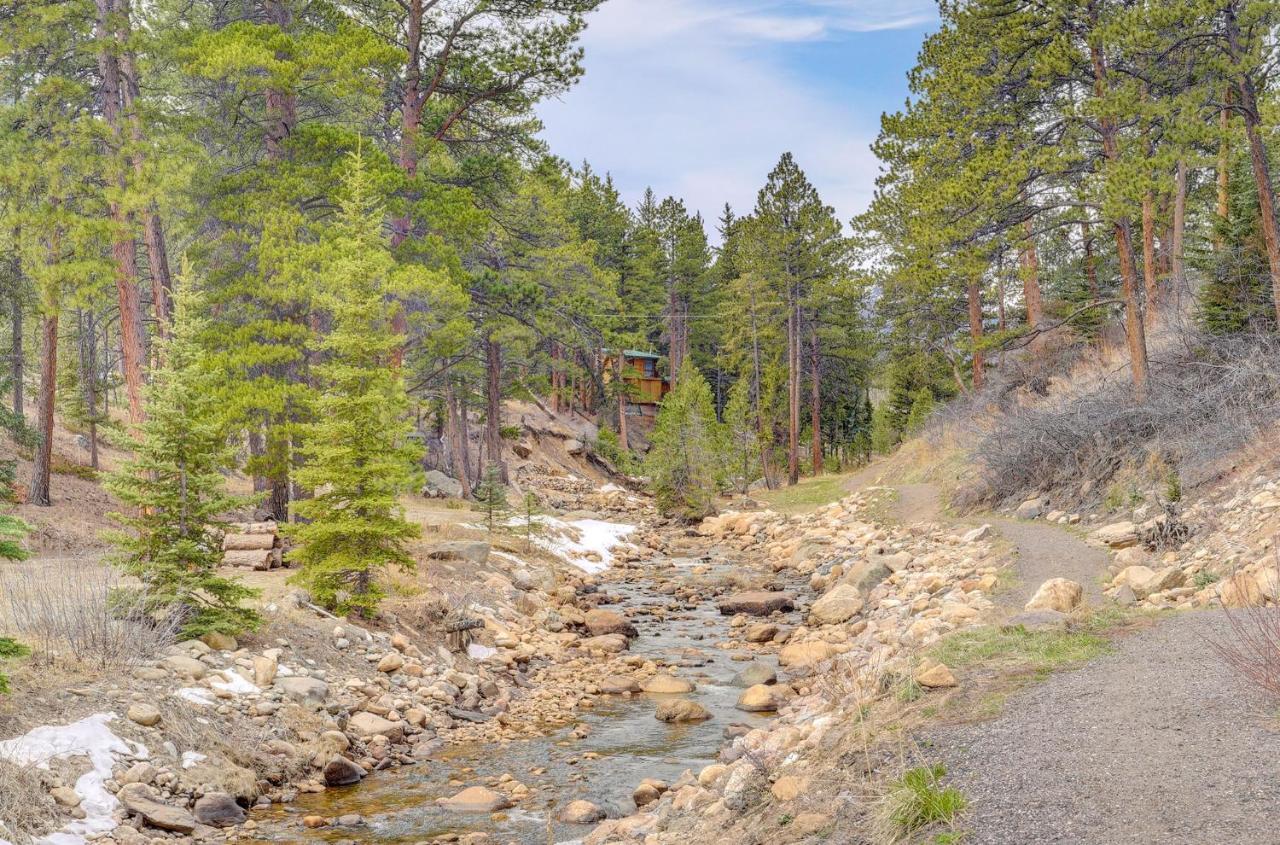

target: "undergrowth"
[875,763,967,842]
[928,622,1112,678]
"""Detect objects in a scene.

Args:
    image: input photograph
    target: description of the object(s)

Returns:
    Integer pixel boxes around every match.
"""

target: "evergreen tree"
[721,377,759,493]
[0,460,30,562]
[905,388,936,434]
[473,463,512,532]
[105,283,261,640]
[519,490,544,551]
[645,361,723,520]
[0,636,30,695]
[285,152,422,617]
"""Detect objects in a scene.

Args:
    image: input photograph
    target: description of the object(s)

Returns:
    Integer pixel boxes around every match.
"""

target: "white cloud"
[538,0,923,237]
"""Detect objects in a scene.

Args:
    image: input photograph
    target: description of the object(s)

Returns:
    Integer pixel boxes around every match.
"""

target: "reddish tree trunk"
[1232,66,1280,325]
[967,281,984,390]
[1172,160,1188,294]
[1217,87,1232,251]
[787,298,800,486]
[1021,216,1044,345]
[810,329,821,476]
[485,336,506,482]
[1142,190,1159,320]
[1082,218,1101,303]
[614,350,628,450]
[30,312,56,506]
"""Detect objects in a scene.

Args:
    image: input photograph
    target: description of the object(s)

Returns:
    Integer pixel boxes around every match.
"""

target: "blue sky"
[537,0,938,236]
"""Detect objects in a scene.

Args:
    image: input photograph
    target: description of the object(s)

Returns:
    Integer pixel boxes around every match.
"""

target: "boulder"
[578,634,629,653]
[808,584,865,625]
[557,799,606,824]
[192,793,246,828]
[565,438,586,456]
[963,524,995,542]
[275,677,329,708]
[126,704,161,728]
[841,559,891,594]
[252,655,278,687]
[118,784,197,833]
[323,756,367,787]
[160,655,207,679]
[717,591,794,616]
[1220,572,1264,608]
[632,780,666,808]
[422,470,464,499]
[654,699,712,723]
[584,608,637,638]
[1015,497,1048,519]
[732,662,777,687]
[743,623,779,643]
[770,775,807,802]
[376,652,405,673]
[348,711,404,741]
[437,786,513,813]
[425,540,491,564]
[1091,521,1139,549]
[778,640,835,669]
[640,674,695,694]
[735,683,791,712]
[915,662,958,689]
[199,632,238,651]
[1115,565,1185,599]
[599,674,641,694]
[1024,578,1083,613]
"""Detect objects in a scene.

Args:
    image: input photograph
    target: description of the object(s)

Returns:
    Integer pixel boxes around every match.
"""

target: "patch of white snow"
[209,670,259,695]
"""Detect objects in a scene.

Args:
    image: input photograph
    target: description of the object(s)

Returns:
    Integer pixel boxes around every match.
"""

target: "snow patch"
[0,713,147,845]
[176,687,216,706]
[209,670,259,695]
[181,751,207,770]
[467,642,497,660]
[535,518,636,574]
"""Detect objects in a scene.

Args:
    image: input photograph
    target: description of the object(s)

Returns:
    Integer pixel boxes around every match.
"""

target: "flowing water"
[247,557,799,844]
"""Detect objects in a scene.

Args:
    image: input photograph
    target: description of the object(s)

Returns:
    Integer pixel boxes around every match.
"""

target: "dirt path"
[930,611,1280,844]
[841,475,1280,842]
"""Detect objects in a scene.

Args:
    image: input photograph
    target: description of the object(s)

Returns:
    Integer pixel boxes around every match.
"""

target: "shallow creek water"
[247,557,800,845]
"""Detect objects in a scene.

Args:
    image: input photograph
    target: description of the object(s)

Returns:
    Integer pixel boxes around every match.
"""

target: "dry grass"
[0,758,60,844]
[0,558,179,671]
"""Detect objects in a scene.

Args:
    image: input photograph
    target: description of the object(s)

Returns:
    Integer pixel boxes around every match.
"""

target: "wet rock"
[640,674,695,694]
[436,786,513,812]
[735,683,790,712]
[743,623,778,643]
[118,783,197,833]
[716,591,794,616]
[323,756,367,787]
[578,634,629,653]
[585,608,637,638]
[654,699,712,723]
[557,799,606,824]
[632,779,668,808]
[600,674,641,694]
[732,662,777,687]
[193,793,246,827]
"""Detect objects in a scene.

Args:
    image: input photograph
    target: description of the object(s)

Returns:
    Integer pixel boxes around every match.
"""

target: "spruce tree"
[645,361,723,520]
[722,378,759,493]
[105,284,261,640]
[905,388,936,434]
[285,151,422,617]
[473,463,512,532]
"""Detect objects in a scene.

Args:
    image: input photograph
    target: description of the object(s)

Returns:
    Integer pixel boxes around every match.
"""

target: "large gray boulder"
[118,784,197,833]
[274,676,329,708]
[422,470,464,499]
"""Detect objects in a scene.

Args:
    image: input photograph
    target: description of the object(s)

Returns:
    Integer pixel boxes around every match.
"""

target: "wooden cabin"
[603,350,670,416]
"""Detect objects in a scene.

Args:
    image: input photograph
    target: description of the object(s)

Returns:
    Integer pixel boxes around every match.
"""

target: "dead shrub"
[1210,543,1280,701]
[159,695,314,791]
[0,559,179,671]
[0,758,60,844]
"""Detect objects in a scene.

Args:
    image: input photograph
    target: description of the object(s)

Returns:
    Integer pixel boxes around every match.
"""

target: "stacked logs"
[222,521,284,570]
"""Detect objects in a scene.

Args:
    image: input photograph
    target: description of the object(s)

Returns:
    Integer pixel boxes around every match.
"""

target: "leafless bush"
[0,759,60,844]
[160,695,312,789]
[1211,542,1280,701]
[1142,503,1193,551]
[0,558,179,670]
[955,324,1280,510]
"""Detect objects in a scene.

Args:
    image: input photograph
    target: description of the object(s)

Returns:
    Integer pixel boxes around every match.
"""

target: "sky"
[537,0,939,238]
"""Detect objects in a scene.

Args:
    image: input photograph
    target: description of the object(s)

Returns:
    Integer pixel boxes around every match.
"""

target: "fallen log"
[222,533,275,551]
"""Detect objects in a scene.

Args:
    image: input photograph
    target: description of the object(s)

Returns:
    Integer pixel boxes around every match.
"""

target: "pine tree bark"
[1082,218,1101,303]
[1020,215,1045,345]
[1216,87,1232,251]
[787,297,800,486]
[967,280,984,390]
[484,335,506,482]
[78,310,99,469]
[95,0,147,427]
[1141,190,1159,321]
[30,312,56,506]
[1090,34,1150,399]
[10,240,21,420]
[614,350,628,450]
[809,329,821,476]
[1171,160,1188,295]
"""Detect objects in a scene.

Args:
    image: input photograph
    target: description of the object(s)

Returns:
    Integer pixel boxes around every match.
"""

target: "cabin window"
[640,358,656,377]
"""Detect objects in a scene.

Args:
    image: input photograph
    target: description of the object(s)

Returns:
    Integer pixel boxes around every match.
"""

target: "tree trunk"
[1171,159,1188,295]
[809,329,821,477]
[787,297,799,486]
[1020,215,1045,345]
[484,335,506,482]
[1082,218,1101,303]
[1232,68,1280,325]
[446,385,471,497]
[10,256,21,420]
[30,312,56,506]
[967,280,984,390]
[1090,35,1150,398]
[614,350,628,450]
[1141,190,1159,320]
[96,0,147,427]
[1216,86,1232,251]
[78,310,99,469]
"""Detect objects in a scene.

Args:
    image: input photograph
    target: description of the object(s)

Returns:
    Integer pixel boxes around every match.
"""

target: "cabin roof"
[619,349,661,360]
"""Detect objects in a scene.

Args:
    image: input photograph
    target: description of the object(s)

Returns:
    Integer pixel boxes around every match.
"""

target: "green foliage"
[0,459,30,562]
[593,426,636,475]
[928,625,1111,677]
[473,463,512,532]
[0,637,30,694]
[906,388,937,434]
[645,362,723,521]
[721,378,759,493]
[105,282,261,640]
[1193,570,1221,589]
[882,765,968,837]
[870,402,899,455]
[518,491,543,552]
[285,153,422,617]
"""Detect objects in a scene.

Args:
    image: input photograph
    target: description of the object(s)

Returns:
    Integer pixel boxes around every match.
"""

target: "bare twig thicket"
[0,558,179,670]
[1211,538,1280,702]
[0,758,61,844]
[947,310,1280,510]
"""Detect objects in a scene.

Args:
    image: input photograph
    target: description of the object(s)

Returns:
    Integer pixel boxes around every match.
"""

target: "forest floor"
[840,473,1280,845]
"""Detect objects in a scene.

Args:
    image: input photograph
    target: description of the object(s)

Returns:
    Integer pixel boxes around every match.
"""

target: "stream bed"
[246,557,800,845]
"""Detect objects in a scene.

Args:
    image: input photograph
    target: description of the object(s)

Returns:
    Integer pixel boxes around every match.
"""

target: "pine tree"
[905,388,936,434]
[0,459,30,562]
[519,491,544,551]
[645,361,723,520]
[473,463,512,532]
[0,636,30,694]
[104,283,261,640]
[285,151,423,617]
[721,378,759,493]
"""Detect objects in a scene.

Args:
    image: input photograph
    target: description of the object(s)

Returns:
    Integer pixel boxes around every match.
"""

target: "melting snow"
[467,642,496,660]
[209,670,259,695]
[176,687,216,706]
[0,713,147,845]
[534,517,636,574]
[181,750,207,769]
